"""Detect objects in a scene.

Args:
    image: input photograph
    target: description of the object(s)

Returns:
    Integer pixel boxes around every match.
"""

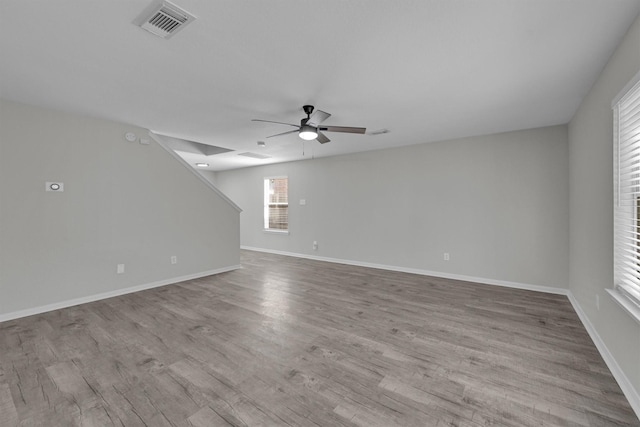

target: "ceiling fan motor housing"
[303,105,315,116]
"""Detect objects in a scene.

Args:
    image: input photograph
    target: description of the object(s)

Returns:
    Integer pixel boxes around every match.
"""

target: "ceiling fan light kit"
[299,125,318,140]
[252,105,366,144]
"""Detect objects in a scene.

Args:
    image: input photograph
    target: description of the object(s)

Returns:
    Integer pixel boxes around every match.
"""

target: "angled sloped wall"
[0,100,240,319]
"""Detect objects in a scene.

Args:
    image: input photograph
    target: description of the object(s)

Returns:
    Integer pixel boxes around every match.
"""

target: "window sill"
[606,288,640,325]
[263,229,289,235]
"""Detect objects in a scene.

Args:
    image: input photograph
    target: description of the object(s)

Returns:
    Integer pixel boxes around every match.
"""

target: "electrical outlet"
[171,256,177,265]
[313,241,318,251]
[596,294,600,311]
[117,264,125,274]
[444,252,450,261]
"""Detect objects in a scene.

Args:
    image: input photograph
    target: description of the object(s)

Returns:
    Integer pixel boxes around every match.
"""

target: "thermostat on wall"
[46,182,64,192]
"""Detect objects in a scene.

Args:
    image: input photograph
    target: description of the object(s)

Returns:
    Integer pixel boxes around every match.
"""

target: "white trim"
[263,229,290,235]
[0,265,241,323]
[612,69,640,107]
[607,288,640,325]
[148,131,242,213]
[567,292,640,420]
[240,246,568,295]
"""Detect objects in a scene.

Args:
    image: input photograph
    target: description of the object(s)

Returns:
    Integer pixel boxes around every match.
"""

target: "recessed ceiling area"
[1,1,639,171]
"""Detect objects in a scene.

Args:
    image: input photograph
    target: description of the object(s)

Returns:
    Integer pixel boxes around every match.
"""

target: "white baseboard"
[0,265,241,323]
[241,246,568,295]
[567,292,640,420]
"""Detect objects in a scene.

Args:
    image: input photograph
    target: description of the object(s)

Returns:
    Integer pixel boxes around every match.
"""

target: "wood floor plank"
[188,405,235,427]
[0,250,638,426]
[0,382,18,427]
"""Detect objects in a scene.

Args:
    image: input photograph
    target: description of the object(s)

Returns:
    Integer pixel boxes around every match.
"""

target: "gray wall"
[568,16,640,392]
[0,100,240,317]
[215,125,569,290]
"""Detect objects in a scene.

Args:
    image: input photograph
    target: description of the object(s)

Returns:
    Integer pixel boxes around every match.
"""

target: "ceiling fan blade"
[321,126,366,134]
[266,129,299,138]
[316,132,330,144]
[251,119,299,128]
[308,109,331,126]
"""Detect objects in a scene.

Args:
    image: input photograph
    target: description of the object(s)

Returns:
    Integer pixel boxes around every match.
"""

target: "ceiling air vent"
[134,0,195,39]
[238,152,271,160]
[368,129,390,136]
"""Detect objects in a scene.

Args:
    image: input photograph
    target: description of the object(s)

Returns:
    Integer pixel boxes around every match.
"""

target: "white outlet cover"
[300,199,306,205]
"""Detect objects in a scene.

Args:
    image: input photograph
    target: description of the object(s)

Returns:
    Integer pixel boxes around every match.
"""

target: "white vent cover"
[134,0,195,39]
[238,152,271,160]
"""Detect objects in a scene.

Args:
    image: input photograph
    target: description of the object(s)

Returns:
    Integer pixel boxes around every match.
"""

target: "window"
[613,74,640,322]
[264,177,288,231]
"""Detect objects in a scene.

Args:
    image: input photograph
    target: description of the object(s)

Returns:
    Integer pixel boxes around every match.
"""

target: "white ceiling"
[1,1,639,171]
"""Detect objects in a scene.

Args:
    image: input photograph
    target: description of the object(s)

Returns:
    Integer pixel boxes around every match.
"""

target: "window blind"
[264,177,288,230]
[613,78,640,309]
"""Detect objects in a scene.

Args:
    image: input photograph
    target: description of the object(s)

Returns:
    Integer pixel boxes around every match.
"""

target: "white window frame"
[263,176,289,234]
[611,70,640,324]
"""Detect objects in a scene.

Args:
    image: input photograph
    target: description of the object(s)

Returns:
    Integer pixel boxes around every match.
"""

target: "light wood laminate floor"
[1,250,637,426]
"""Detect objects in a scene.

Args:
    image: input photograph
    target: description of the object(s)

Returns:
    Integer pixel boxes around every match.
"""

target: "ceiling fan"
[252,105,366,144]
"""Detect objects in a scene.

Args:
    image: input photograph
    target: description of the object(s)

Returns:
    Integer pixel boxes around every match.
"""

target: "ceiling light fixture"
[195,163,209,167]
[299,125,318,141]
